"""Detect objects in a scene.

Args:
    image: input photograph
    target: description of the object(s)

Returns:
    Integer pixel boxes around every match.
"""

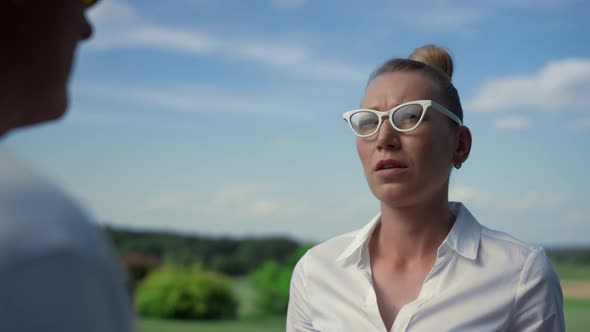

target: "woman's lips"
[376,167,407,177]
[374,159,408,177]
[374,159,408,171]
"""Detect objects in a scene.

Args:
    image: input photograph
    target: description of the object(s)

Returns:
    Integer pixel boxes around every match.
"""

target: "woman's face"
[357,71,460,207]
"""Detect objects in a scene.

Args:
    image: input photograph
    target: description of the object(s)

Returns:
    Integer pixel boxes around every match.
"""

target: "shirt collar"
[445,201,481,260]
[336,202,482,267]
[335,212,381,266]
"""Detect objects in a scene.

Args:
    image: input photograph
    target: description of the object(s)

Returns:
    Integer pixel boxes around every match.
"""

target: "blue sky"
[5,0,590,246]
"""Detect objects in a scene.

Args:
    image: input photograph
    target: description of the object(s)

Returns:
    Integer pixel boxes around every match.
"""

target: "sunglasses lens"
[350,111,379,136]
[392,104,424,130]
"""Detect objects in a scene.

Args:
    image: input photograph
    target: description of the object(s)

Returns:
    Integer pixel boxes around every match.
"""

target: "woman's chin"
[370,184,415,206]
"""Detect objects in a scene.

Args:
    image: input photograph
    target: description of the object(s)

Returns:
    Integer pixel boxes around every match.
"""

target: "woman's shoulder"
[454,202,548,268]
[293,228,365,274]
[478,224,552,270]
[307,230,360,261]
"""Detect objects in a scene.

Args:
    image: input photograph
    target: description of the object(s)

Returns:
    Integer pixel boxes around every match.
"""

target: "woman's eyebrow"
[362,104,399,111]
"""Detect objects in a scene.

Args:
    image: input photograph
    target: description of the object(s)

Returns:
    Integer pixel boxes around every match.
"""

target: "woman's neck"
[372,192,454,265]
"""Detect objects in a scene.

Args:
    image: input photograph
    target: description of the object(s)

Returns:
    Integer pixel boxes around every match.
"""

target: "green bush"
[135,265,238,320]
[249,261,292,314]
[249,244,313,315]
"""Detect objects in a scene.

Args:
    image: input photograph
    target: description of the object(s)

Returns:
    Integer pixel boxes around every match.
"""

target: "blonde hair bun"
[409,44,454,79]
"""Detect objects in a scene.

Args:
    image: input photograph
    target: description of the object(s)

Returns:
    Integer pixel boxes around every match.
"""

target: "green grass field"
[140,316,285,332]
[140,307,589,332]
[554,262,590,281]
[139,264,590,332]
[564,299,590,332]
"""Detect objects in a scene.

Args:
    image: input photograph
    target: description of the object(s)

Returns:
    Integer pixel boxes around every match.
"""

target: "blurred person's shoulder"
[0,150,116,270]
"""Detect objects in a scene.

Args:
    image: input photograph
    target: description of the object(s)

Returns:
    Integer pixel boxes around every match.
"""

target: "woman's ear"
[453,126,472,167]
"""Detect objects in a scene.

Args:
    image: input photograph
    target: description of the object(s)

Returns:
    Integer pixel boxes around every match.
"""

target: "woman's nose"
[376,117,400,151]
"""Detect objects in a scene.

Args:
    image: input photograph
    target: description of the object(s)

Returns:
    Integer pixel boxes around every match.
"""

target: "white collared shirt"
[287,202,565,332]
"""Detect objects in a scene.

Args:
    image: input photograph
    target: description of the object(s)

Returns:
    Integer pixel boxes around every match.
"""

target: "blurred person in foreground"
[287,45,565,331]
[0,0,134,331]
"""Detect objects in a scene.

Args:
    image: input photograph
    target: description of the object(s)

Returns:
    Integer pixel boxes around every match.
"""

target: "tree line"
[101,225,589,320]
[103,225,309,277]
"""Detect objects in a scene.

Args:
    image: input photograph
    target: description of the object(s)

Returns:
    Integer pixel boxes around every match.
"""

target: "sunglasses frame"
[342,99,462,137]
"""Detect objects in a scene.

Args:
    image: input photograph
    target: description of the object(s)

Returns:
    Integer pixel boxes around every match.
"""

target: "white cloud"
[63,109,196,129]
[142,191,199,212]
[72,176,581,243]
[569,118,590,130]
[250,200,281,216]
[493,116,531,130]
[98,185,373,240]
[120,25,220,53]
[495,191,566,213]
[87,0,139,26]
[93,25,367,81]
[563,210,585,225]
[74,82,313,120]
[385,0,579,33]
[450,186,568,213]
[85,2,367,82]
[543,193,568,209]
[449,185,491,207]
[488,0,581,9]
[231,41,308,66]
[411,7,483,32]
[272,0,306,11]
[380,1,484,34]
[467,58,590,112]
[65,110,120,126]
[496,192,541,213]
[141,183,300,220]
[210,184,295,218]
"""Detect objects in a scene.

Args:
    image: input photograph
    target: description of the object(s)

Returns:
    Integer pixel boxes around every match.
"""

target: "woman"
[287,45,564,331]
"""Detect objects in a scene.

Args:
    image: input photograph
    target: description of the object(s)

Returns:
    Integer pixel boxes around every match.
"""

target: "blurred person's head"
[0,0,98,137]
[344,45,472,208]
